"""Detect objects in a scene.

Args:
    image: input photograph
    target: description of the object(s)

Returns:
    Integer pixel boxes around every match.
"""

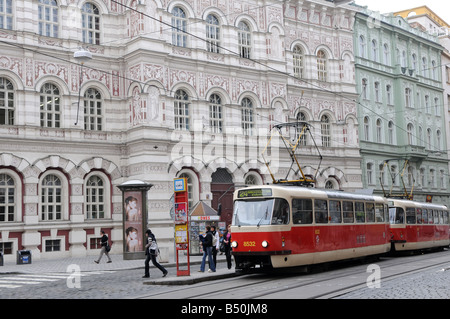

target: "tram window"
[343,201,354,223]
[292,198,312,224]
[329,200,342,223]
[272,198,290,225]
[416,208,422,224]
[389,207,404,224]
[422,209,428,224]
[439,211,444,224]
[355,202,365,223]
[314,199,328,224]
[375,203,384,222]
[406,208,416,224]
[444,211,449,225]
[433,210,439,224]
[366,203,375,222]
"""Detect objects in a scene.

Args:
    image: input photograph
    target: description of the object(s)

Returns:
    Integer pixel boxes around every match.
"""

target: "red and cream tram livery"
[231,185,391,270]
[389,199,450,252]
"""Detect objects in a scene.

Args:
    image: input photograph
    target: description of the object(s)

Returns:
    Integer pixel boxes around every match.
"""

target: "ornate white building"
[0,0,361,261]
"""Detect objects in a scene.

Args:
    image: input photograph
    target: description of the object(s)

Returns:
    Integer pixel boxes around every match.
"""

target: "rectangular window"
[355,202,365,223]
[329,200,342,223]
[343,201,354,223]
[314,199,328,224]
[45,239,61,252]
[292,198,312,224]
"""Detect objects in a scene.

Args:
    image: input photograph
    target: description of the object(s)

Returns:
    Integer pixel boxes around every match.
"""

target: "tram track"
[137,249,450,299]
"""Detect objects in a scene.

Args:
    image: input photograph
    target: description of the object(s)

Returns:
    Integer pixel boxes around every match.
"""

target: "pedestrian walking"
[223,224,232,269]
[94,230,112,264]
[143,229,168,278]
[199,226,216,272]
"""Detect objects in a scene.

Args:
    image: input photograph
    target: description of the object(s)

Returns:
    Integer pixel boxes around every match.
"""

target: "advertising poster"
[175,224,188,244]
[175,202,188,223]
[124,190,144,252]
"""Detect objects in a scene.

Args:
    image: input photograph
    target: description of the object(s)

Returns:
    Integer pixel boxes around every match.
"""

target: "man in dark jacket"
[199,226,216,272]
[94,230,111,264]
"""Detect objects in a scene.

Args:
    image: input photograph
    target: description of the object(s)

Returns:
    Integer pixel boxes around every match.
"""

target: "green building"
[354,8,450,204]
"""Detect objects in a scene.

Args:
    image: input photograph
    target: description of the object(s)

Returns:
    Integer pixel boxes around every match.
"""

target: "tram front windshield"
[232,198,289,226]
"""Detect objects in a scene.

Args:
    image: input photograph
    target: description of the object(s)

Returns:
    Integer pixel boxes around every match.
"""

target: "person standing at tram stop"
[94,230,112,264]
[211,225,220,268]
[199,226,216,273]
[143,229,168,278]
[223,225,232,270]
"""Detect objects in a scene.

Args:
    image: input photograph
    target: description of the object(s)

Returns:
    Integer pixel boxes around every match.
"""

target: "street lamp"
[73,48,92,125]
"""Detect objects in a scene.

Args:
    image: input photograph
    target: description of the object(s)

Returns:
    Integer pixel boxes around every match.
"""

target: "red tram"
[388,198,450,252]
[231,185,391,271]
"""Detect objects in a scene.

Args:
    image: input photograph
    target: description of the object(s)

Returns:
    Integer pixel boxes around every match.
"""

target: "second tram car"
[231,185,391,271]
[389,199,450,252]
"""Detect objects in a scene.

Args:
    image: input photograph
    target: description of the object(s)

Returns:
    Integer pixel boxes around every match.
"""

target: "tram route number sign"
[238,188,272,198]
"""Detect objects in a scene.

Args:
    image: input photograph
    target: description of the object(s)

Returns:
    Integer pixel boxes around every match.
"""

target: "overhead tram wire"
[110,0,447,155]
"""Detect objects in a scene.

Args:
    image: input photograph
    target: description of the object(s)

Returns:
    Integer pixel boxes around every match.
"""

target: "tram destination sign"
[238,188,272,198]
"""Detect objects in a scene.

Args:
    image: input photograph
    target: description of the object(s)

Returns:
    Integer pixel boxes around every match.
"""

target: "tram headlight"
[261,240,269,248]
[231,241,238,248]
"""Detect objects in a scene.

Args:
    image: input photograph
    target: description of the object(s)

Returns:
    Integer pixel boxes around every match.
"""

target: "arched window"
[388,121,395,145]
[293,45,304,79]
[361,78,368,99]
[238,21,251,59]
[383,43,390,65]
[40,83,61,128]
[364,116,370,141]
[244,173,262,185]
[386,85,392,105]
[38,0,59,37]
[172,7,187,47]
[321,114,331,147]
[359,35,366,58]
[0,77,14,125]
[317,50,327,82]
[431,60,437,80]
[85,175,105,219]
[412,54,417,72]
[376,118,382,143]
[371,39,378,62]
[174,89,190,131]
[209,93,222,133]
[366,163,374,185]
[40,174,63,221]
[422,57,428,77]
[82,2,100,45]
[206,14,220,53]
[84,88,103,131]
[241,97,254,136]
[296,111,308,146]
[407,123,414,145]
[0,173,15,222]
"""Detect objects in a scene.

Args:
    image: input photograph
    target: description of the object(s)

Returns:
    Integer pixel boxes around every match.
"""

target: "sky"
[353,0,450,25]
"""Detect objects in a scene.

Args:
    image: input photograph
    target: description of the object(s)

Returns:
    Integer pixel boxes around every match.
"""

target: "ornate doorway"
[211,168,234,226]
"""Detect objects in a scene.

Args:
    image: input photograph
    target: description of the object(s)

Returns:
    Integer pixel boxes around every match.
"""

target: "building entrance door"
[211,168,234,226]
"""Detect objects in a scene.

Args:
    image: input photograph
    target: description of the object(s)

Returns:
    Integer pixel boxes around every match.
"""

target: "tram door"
[211,168,234,226]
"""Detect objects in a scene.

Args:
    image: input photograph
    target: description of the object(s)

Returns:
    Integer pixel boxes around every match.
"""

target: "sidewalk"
[0,253,239,285]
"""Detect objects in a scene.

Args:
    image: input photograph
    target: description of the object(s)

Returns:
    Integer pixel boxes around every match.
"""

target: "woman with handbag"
[143,229,168,278]
[94,230,112,264]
